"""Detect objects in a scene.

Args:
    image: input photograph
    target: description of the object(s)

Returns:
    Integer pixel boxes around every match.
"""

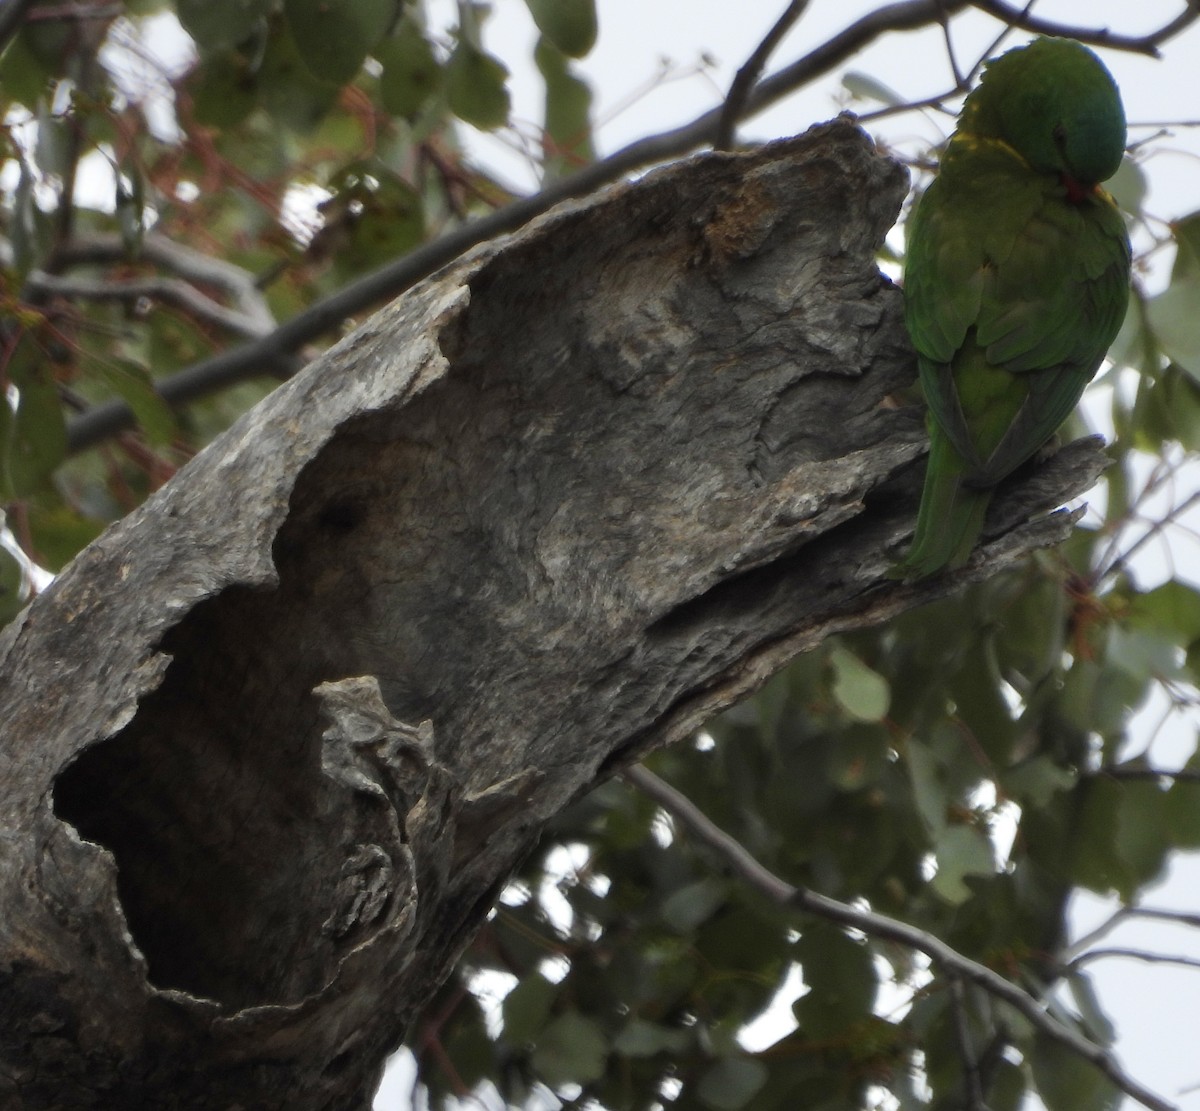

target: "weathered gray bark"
[0,119,1105,1109]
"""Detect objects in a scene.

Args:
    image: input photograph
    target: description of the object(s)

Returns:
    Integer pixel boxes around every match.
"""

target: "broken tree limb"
[0,118,1107,1110]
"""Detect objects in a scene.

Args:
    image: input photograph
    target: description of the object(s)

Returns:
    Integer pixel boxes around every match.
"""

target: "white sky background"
[375,2,1200,1109]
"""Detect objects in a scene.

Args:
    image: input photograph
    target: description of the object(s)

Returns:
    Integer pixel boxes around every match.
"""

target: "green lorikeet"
[892,37,1131,580]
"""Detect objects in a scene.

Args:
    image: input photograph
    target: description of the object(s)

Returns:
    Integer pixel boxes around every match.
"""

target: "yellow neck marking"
[951,131,1031,171]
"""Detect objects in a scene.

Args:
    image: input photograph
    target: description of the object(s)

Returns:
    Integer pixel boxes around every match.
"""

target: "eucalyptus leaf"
[795,924,877,1036]
[177,0,273,53]
[98,360,177,448]
[842,70,905,107]
[445,39,510,130]
[696,1057,769,1110]
[256,20,342,130]
[829,644,890,722]
[378,21,442,118]
[906,740,947,836]
[1068,970,1116,1046]
[1146,277,1200,379]
[1002,755,1076,809]
[1107,156,1146,218]
[524,0,597,58]
[1171,210,1200,281]
[1113,778,1171,891]
[283,0,396,85]
[501,972,558,1045]
[535,36,594,181]
[661,876,727,932]
[442,996,495,1090]
[188,52,259,128]
[1030,1028,1121,1111]
[612,1018,690,1058]
[10,384,65,495]
[0,28,52,105]
[530,1012,608,1087]
[931,823,994,904]
[1128,579,1200,648]
[1166,771,1200,848]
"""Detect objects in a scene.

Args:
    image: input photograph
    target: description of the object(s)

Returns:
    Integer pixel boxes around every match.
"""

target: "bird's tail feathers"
[890,435,992,581]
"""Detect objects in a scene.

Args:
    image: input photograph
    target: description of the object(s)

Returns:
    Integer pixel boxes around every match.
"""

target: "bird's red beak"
[1061,172,1097,204]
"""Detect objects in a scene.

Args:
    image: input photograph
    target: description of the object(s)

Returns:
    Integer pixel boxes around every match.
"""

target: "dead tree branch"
[715,0,813,150]
[51,232,277,336]
[0,121,1108,1109]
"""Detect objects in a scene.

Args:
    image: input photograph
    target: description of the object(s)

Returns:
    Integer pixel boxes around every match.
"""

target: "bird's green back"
[905,133,1130,480]
[895,37,1131,578]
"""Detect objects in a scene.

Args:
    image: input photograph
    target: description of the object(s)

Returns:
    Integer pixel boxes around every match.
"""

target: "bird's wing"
[905,150,1129,482]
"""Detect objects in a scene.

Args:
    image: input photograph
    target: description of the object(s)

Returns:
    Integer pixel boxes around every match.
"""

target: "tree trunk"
[0,118,1105,1109]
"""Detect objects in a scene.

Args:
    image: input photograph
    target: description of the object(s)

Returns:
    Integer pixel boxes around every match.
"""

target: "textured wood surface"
[0,119,1106,1109]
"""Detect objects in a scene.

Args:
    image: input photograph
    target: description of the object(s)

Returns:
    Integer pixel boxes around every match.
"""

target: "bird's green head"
[960,37,1126,191]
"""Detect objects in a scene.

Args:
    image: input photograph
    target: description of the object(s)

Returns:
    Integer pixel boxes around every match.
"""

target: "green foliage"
[0,0,597,578]
[535,36,595,181]
[829,644,890,722]
[524,0,598,59]
[531,1012,609,1087]
[416,539,1200,1108]
[841,70,905,108]
[1,329,67,498]
[1,7,1198,1111]
[445,37,511,130]
[378,18,442,118]
[1030,1030,1121,1111]
[793,924,878,1036]
[97,360,178,448]
[283,0,397,84]
[320,160,426,277]
[1145,211,1200,379]
[177,0,274,54]
[697,1057,769,1109]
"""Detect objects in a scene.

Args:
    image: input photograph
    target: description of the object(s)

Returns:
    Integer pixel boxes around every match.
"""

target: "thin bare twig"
[53,232,277,335]
[26,273,273,341]
[970,0,1200,55]
[1101,766,1200,783]
[970,0,1038,76]
[1062,908,1133,963]
[1099,489,1200,584]
[622,763,1177,1111]
[948,975,987,1109]
[934,0,967,86]
[1069,948,1200,974]
[1127,906,1200,930]
[1064,904,1200,964]
[715,0,812,151]
[856,2,1026,131]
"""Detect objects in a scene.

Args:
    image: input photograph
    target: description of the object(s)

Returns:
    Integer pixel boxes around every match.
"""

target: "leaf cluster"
[0,0,596,582]
[419,530,1200,1109]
